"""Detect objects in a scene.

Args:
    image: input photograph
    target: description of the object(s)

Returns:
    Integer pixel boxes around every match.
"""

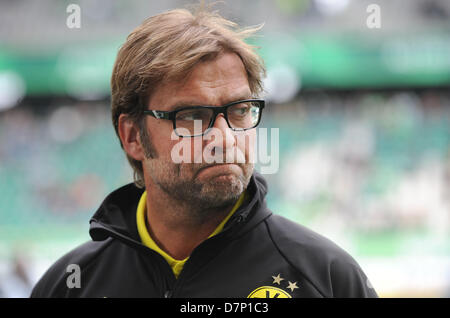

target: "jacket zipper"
[92,200,256,298]
[168,214,247,297]
[164,290,172,298]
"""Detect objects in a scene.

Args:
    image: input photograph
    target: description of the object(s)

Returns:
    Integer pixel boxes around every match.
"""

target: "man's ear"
[118,114,146,162]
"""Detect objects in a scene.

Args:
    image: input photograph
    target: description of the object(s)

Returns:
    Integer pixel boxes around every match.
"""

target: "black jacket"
[31,172,377,298]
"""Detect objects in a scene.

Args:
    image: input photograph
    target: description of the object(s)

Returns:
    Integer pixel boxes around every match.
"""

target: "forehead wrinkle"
[178,52,249,103]
[177,83,250,106]
[148,52,251,110]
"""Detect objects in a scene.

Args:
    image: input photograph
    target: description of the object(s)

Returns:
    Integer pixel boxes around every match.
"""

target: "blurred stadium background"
[0,0,449,297]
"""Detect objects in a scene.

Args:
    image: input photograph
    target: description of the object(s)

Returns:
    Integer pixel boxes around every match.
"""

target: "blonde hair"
[111,5,265,188]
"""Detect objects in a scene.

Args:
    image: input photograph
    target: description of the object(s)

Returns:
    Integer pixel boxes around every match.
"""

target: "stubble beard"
[140,125,253,224]
[147,159,253,225]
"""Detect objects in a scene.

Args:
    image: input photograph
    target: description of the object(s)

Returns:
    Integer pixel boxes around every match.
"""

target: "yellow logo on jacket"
[247,286,291,298]
[247,273,299,298]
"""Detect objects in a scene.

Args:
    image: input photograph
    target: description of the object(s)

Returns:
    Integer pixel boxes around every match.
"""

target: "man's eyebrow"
[169,95,253,111]
[170,101,205,111]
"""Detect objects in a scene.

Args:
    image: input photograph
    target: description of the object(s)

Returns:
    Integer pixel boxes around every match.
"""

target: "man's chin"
[195,172,248,208]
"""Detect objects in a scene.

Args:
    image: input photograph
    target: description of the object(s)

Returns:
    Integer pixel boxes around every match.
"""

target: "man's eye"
[177,110,208,121]
[178,112,198,120]
[231,105,250,116]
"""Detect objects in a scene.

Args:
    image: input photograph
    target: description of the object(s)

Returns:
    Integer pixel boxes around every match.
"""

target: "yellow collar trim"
[136,190,246,278]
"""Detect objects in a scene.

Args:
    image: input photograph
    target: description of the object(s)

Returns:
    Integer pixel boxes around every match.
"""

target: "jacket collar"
[89,171,272,247]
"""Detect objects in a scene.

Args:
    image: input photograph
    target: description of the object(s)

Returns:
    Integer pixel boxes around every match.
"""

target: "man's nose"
[206,113,236,149]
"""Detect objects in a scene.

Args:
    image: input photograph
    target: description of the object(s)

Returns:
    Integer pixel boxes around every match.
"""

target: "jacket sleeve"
[30,260,69,298]
[266,215,378,298]
[30,240,109,298]
[329,257,378,298]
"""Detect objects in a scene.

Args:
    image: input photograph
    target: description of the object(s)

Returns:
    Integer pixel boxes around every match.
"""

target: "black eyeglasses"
[143,99,265,137]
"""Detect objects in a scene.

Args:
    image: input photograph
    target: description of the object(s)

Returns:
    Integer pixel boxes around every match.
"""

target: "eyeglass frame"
[142,99,265,137]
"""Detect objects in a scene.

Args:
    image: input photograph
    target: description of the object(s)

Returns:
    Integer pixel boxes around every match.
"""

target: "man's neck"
[144,187,234,260]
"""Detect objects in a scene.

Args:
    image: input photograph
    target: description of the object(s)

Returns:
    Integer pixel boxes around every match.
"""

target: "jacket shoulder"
[265,214,377,297]
[30,239,113,298]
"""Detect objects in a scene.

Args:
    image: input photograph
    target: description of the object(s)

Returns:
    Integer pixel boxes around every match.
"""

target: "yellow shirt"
[136,190,247,278]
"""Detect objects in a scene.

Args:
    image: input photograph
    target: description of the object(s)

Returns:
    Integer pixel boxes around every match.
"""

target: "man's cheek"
[236,131,256,164]
[170,133,200,164]
[190,137,204,164]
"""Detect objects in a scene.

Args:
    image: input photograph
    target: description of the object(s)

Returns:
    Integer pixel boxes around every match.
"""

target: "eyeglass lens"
[174,101,261,136]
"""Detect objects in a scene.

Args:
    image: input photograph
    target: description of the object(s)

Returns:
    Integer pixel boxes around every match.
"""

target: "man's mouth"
[196,163,242,179]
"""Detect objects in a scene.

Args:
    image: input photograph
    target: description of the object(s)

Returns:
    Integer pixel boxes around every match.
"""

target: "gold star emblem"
[287,281,299,292]
[272,274,284,285]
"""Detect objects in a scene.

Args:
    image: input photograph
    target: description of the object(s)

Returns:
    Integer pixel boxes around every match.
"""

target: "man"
[31,7,377,298]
